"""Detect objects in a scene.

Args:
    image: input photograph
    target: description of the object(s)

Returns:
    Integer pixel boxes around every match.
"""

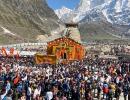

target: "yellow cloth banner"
[35,54,56,64]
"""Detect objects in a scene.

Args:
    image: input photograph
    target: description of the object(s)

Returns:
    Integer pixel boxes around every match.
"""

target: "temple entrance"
[61,51,67,59]
[63,52,67,59]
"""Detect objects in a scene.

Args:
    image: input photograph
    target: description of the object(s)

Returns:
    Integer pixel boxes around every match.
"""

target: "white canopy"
[99,55,118,59]
[19,51,36,56]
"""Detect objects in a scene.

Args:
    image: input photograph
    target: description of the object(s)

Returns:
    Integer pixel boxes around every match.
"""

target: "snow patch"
[55,6,72,19]
[102,10,113,23]
[1,26,16,36]
[38,14,47,22]
[114,0,122,12]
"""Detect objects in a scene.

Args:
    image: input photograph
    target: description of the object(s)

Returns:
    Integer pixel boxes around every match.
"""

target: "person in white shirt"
[46,92,53,100]
[33,86,41,99]
[45,89,53,100]
[22,74,27,81]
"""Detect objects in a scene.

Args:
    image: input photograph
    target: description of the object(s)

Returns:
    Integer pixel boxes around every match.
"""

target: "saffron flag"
[1,47,7,56]
[10,48,14,56]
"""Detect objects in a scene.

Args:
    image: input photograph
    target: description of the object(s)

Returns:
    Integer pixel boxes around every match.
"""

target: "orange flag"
[10,48,14,56]
[1,47,7,56]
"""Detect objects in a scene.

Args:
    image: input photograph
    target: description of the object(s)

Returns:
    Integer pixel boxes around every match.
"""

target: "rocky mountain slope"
[0,0,61,44]
[79,20,130,42]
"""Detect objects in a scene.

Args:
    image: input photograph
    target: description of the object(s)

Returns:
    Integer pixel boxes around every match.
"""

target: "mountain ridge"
[56,0,130,25]
[55,0,130,41]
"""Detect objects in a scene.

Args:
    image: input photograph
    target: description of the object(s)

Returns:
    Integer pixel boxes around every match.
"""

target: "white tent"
[99,55,118,60]
[19,51,36,56]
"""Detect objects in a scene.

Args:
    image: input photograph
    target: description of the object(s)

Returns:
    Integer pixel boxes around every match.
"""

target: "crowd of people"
[0,56,130,100]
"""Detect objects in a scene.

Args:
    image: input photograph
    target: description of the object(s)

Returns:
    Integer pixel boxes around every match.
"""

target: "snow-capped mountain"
[56,0,130,25]
[76,0,91,13]
[55,6,72,19]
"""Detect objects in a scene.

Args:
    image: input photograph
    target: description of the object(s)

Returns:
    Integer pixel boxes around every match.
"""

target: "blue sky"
[47,0,80,10]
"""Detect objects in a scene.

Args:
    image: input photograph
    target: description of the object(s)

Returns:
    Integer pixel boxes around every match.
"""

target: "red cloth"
[103,87,109,94]
[13,76,20,85]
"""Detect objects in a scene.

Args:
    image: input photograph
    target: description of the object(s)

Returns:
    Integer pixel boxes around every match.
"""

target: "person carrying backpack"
[103,81,109,99]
